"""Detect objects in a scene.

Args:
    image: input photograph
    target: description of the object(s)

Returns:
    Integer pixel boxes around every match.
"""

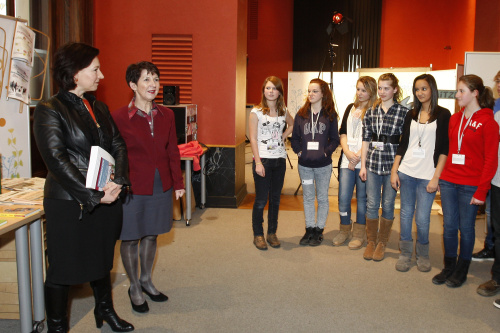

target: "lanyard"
[375,105,384,139]
[311,109,320,140]
[417,111,428,147]
[457,110,477,153]
[83,99,100,128]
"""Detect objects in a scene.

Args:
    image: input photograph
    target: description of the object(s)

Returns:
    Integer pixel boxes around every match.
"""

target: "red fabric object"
[178,141,204,171]
[440,108,499,201]
[112,104,185,195]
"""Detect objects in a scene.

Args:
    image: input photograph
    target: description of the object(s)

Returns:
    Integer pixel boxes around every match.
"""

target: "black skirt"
[44,198,122,285]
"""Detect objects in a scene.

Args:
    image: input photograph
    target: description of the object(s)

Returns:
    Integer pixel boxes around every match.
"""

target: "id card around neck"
[307,142,319,150]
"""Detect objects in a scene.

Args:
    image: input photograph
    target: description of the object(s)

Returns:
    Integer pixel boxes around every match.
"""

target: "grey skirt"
[120,169,173,240]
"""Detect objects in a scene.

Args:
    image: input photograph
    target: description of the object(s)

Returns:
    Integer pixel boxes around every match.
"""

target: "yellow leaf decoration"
[13,138,16,144]
[19,150,23,156]
[12,151,17,157]
[19,160,23,166]
[8,138,11,145]
[8,128,14,133]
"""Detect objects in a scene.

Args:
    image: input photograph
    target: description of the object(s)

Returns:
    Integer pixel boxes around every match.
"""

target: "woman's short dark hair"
[125,61,160,86]
[53,42,99,91]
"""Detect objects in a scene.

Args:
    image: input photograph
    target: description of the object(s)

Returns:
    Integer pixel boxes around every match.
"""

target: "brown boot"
[348,222,366,250]
[253,236,268,250]
[266,234,281,248]
[332,223,351,246]
[373,217,394,261]
[363,217,379,260]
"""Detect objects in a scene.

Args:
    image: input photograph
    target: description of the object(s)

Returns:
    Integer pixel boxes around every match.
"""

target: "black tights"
[120,235,159,305]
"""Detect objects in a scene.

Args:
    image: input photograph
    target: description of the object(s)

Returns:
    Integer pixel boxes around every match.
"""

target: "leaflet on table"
[7,59,31,104]
[0,220,7,227]
[0,205,41,218]
[86,146,115,191]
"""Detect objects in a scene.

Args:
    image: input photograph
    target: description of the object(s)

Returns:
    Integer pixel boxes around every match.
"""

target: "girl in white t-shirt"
[248,76,293,250]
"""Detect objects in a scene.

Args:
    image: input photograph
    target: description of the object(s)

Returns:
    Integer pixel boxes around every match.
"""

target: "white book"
[86,146,115,191]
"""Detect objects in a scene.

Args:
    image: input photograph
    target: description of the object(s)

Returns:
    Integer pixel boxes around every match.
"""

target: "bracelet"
[255,162,262,165]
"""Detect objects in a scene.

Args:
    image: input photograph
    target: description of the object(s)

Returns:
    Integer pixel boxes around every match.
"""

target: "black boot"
[299,227,315,246]
[432,256,457,285]
[45,283,69,333]
[90,274,134,332]
[446,258,471,288]
[309,227,324,246]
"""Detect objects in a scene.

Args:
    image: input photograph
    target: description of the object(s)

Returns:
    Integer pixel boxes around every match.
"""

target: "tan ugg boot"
[348,222,366,250]
[373,217,394,261]
[332,223,351,246]
[363,217,379,260]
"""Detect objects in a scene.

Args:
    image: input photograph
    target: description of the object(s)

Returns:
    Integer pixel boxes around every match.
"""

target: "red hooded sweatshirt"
[440,108,499,201]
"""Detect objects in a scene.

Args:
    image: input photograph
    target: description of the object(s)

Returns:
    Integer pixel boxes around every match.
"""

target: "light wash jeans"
[439,179,479,260]
[338,167,366,225]
[298,164,332,229]
[366,170,397,220]
[398,171,436,244]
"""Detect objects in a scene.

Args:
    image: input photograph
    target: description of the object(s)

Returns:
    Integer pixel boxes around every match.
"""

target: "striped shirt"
[362,103,408,175]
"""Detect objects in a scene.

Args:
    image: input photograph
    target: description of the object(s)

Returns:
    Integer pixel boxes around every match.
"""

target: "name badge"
[412,148,426,159]
[372,141,384,151]
[452,154,465,165]
[307,142,319,150]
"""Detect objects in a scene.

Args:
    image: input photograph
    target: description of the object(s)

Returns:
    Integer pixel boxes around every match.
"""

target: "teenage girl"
[249,76,294,250]
[334,76,377,249]
[390,74,451,272]
[359,73,409,261]
[291,78,339,246]
[433,74,499,288]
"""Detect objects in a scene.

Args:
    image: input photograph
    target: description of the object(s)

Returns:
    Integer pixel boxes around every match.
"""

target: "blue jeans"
[439,179,479,260]
[252,158,286,236]
[365,170,397,220]
[398,172,436,244]
[298,164,332,229]
[338,167,366,225]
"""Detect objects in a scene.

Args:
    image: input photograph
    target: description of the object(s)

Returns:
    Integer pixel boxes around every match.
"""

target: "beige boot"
[332,223,351,246]
[363,217,379,260]
[373,217,394,261]
[348,222,366,250]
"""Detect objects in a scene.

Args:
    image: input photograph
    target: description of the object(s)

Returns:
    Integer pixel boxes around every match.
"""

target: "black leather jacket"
[33,90,130,212]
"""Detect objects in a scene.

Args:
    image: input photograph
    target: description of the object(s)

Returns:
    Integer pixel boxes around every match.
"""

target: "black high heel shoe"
[128,288,149,313]
[141,286,168,302]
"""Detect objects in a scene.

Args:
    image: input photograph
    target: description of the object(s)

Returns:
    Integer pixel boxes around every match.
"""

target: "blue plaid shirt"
[362,103,408,175]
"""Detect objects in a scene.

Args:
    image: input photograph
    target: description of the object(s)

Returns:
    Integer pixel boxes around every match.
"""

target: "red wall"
[474,0,500,51]
[380,0,476,70]
[246,0,294,105]
[94,0,244,146]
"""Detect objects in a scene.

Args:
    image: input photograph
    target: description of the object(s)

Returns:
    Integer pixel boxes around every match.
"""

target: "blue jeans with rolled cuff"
[338,167,366,225]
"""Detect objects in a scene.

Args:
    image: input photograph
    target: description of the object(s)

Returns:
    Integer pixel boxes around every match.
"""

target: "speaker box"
[163,85,179,105]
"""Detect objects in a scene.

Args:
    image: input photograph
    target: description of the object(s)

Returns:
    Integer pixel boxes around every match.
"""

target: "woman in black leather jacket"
[34,42,134,333]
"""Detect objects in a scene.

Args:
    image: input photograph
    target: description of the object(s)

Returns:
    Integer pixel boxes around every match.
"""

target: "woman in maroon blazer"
[112,61,185,313]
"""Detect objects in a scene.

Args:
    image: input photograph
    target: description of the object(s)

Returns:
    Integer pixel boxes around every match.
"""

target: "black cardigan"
[396,105,451,167]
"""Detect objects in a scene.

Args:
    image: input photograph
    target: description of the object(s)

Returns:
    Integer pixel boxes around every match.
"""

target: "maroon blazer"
[112,104,184,195]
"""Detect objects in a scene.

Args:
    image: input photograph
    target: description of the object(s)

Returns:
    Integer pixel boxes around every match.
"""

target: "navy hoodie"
[290,109,340,168]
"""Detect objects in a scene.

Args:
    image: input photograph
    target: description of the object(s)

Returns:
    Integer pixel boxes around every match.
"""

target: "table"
[180,148,207,226]
[0,207,45,333]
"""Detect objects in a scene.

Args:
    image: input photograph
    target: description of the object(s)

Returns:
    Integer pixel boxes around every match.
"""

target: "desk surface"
[0,205,44,236]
